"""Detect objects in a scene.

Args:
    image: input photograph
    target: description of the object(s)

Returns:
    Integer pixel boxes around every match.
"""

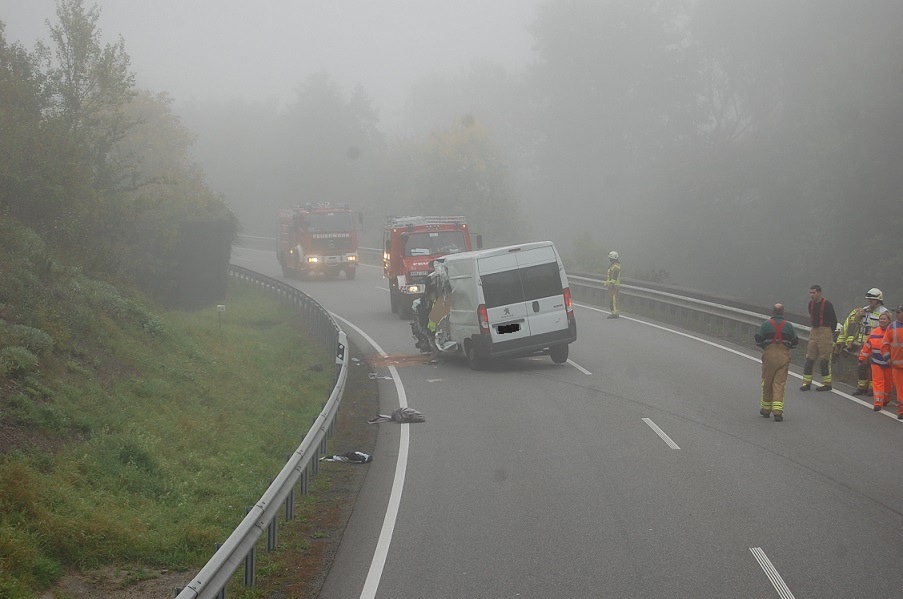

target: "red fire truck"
[276,203,361,279]
[383,215,481,317]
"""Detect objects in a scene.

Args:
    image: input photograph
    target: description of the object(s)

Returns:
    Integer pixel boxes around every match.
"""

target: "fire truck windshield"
[403,231,466,257]
[307,212,354,232]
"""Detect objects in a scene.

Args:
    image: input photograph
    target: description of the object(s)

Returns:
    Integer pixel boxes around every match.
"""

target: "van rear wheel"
[466,344,485,371]
[550,344,569,364]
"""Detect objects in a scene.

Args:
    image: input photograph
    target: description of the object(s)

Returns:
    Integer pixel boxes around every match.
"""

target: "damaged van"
[435,241,577,370]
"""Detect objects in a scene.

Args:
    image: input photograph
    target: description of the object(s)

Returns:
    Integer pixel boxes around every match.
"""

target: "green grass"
[0,227,334,597]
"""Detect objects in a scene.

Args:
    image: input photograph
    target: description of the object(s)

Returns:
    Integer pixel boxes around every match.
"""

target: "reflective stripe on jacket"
[605,262,621,286]
[881,320,903,368]
[859,325,890,367]
[838,305,889,345]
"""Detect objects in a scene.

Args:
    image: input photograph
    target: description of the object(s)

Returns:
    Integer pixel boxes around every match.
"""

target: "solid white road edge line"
[641,418,681,449]
[328,312,408,599]
[750,547,796,599]
[577,302,901,420]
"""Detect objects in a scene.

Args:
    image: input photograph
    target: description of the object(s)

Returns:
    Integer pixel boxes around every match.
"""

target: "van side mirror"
[475,234,483,249]
[358,213,364,228]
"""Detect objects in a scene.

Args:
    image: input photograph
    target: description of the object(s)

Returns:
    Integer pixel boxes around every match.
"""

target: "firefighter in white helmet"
[605,251,621,319]
[835,287,890,395]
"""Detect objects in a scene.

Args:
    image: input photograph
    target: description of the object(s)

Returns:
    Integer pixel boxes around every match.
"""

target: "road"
[232,247,903,599]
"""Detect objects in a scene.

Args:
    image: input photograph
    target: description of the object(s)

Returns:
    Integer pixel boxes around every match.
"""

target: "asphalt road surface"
[232,247,903,599]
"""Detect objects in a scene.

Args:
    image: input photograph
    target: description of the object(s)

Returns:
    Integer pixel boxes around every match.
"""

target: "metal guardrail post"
[243,546,255,587]
[267,517,277,552]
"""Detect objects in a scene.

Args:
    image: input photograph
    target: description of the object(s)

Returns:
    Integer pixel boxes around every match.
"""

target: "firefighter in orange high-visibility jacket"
[859,312,892,411]
[605,251,621,319]
[881,305,903,420]
[755,303,799,422]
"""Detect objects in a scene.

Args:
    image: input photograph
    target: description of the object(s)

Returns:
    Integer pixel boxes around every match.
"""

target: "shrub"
[6,393,70,433]
[0,346,39,378]
[7,324,54,355]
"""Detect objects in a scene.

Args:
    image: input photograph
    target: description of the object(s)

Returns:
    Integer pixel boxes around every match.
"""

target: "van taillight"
[563,287,573,314]
[477,304,490,334]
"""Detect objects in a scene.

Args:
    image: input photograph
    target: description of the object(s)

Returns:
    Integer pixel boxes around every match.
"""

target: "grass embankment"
[0,221,334,597]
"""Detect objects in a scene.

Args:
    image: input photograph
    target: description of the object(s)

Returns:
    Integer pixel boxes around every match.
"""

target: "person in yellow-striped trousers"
[605,251,621,319]
[755,304,800,422]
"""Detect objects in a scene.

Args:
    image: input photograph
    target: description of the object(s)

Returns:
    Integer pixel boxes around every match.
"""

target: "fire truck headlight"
[307,257,319,263]
[347,255,357,261]
[401,284,425,295]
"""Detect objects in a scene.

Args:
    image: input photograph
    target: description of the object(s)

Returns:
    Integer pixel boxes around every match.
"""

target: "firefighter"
[881,305,903,419]
[605,251,621,319]
[835,288,890,396]
[859,312,892,411]
[755,303,799,422]
[800,284,838,391]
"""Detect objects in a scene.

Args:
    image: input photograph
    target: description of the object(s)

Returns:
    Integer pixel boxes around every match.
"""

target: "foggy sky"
[2,0,541,129]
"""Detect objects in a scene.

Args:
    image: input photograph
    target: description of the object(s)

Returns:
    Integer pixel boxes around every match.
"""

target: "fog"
[2,0,539,129]
[4,0,903,317]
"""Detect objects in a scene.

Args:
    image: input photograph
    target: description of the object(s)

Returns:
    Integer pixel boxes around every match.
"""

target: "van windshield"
[481,262,562,308]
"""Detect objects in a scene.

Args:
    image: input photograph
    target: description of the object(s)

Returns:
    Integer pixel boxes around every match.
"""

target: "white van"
[436,241,577,370]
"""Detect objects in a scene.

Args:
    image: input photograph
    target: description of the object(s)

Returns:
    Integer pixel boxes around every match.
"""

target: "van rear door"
[513,246,569,337]
[478,253,533,343]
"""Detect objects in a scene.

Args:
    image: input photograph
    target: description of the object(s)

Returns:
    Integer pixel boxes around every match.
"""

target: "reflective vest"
[859,325,890,367]
[881,320,903,368]
[838,304,889,345]
[605,262,621,286]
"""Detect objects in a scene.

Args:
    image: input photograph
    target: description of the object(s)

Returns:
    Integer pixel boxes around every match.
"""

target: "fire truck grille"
[311,236,353,253]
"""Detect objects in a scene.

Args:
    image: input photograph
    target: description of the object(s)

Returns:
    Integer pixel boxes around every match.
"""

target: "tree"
[29,0,139,267]
[373,115,526,245]
[114,90,237,306]
[523,0,697,249]
[0,23,49,221]
[279,73,383,212]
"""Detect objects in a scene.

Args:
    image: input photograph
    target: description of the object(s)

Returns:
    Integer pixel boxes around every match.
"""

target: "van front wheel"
[466,344,485,371]
[550,344,569,364]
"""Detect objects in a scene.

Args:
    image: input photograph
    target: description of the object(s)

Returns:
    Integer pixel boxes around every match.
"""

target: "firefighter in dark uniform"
[800,284,838,391]
[756,304,799,421]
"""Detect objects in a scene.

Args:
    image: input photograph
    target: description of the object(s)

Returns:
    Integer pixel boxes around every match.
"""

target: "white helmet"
[608,251,619,260]
[866,288,883,302]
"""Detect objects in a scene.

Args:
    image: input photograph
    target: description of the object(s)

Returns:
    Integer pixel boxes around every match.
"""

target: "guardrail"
[175,265,349,599]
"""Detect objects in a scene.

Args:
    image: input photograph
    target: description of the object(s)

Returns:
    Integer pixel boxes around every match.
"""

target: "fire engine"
[276,203,361,279]
[383,215,482,317]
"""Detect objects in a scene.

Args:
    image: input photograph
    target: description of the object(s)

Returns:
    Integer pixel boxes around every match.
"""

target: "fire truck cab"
[276,203,361,279]
[383,215,481,317]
